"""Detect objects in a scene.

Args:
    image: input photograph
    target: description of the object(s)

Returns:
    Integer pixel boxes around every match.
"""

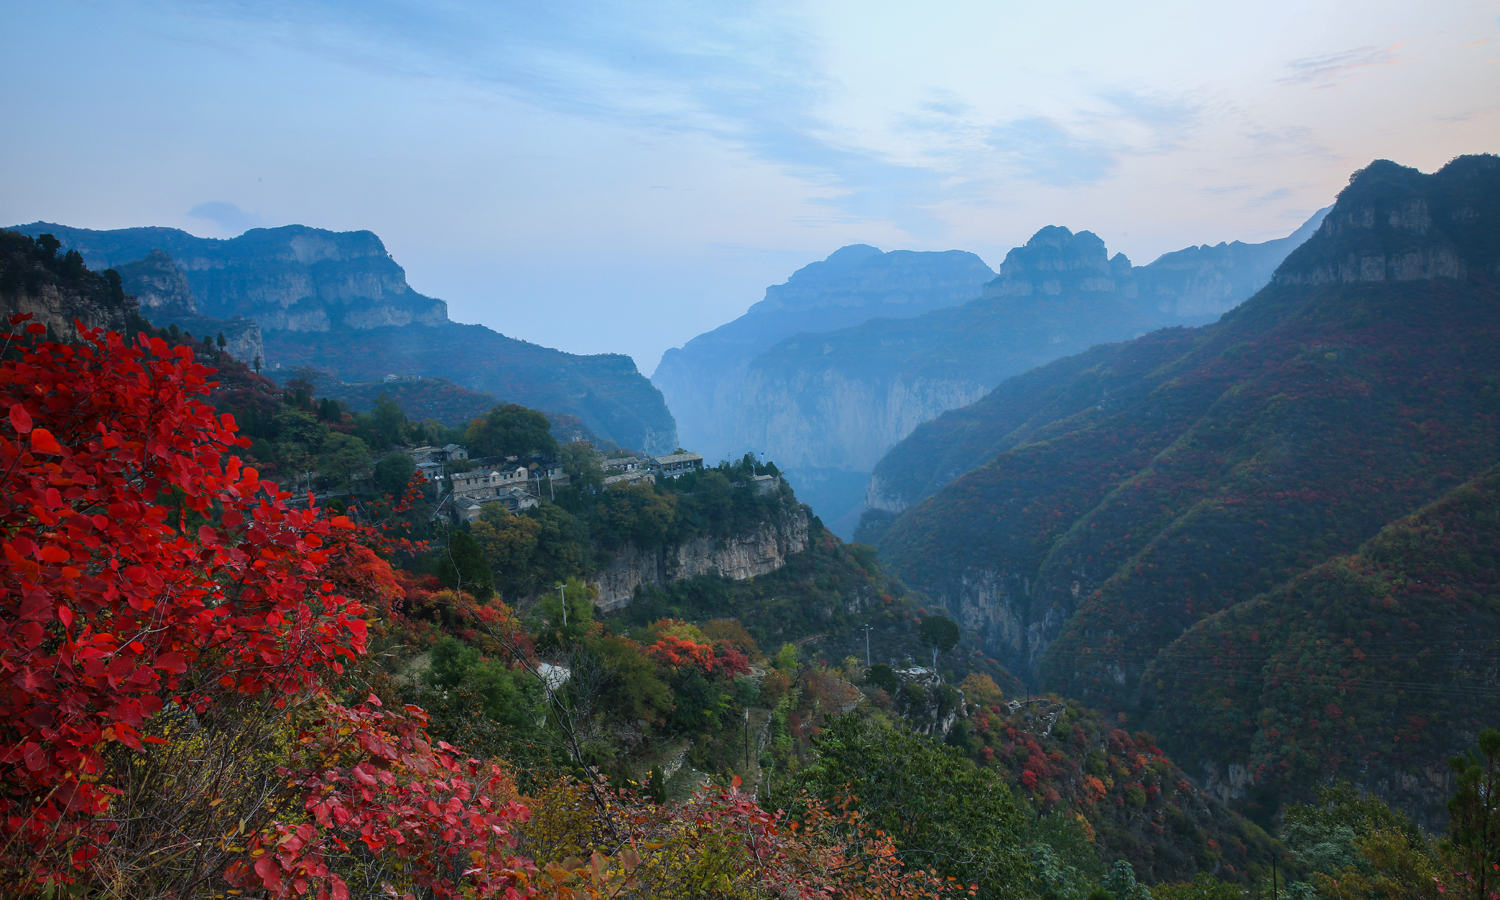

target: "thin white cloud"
[1280,44,1407,88]
[987,117,1120,187]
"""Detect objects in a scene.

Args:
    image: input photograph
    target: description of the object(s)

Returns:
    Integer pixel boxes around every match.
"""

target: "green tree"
[1445,729,1500,900]
[426,636,540,730]
[558,440,604,493]
[525,504,588,586]
[437,529,494,599]
[465,404,558,460]
[1027,811,1103,900]
[369,392,407,448]
[34,233,60,260]
[686,471,735,534]
[865,663,899,694]
[61,249,85,279]
[318,432,371,490]
[471,510,543,597]
[593,634,674,728]
[919,613,960,668]
[536,576,596,646]
[271,406,326,451]
[1283,782,1426,894]
[103,269,125,304]
[374,451,416,496]
[596,482,678,549]
[784,714,1028,897]
[1151,874,1244,900]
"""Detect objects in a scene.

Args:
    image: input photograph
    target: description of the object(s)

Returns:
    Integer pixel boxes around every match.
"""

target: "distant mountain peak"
[1275,153,1500,286]
[988,226,1116,297]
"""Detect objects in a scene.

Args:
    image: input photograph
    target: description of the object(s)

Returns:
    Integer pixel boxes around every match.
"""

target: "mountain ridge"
[732,211,1325,535]
[7,222,679,453]
[861,153,1500,819]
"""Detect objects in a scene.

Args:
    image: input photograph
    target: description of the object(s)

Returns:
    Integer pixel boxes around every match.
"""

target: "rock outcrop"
[115,249,265,365]
[7,223,678,454]
[11,224,446,332]
[0,229,136,337]
[591,505,810,611]
[749,214,1331,486]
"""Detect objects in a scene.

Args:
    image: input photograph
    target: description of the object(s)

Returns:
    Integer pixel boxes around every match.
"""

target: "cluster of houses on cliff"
[411,443,707,524]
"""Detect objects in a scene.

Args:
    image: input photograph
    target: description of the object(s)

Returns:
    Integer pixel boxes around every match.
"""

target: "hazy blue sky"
[2,0,1497,373]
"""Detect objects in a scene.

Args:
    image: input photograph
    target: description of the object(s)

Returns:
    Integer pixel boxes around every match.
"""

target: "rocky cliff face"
[1273,158,1498,286]
[737,227,1163,533]
[11,224,447,332]
[591,505,810,611]
[1131,207,1327,319]
[7,222,678,454]
[652,245,995,462]
[0,229,136,337]
[115,249,265,365]
[847,214,1328,522]
[116,249,195,317]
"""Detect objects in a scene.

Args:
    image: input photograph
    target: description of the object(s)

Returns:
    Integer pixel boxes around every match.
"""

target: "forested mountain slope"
[6,222,678,453]
[864,154,1500,815]
[1143,463,1500,824]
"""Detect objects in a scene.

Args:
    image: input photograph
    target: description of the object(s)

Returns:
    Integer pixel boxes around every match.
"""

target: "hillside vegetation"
[865,154,1500,815]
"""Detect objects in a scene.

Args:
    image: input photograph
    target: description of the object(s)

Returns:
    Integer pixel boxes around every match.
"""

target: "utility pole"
[744,707,750,772]
[1272,857,1278,900]
[862,624,873,668]
[557,582,567,627]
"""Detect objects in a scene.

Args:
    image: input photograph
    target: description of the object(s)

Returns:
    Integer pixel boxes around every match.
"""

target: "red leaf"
[30,428,62,455]
[9,403,32,434]
[39,545,71,564]
[155,652,187,674]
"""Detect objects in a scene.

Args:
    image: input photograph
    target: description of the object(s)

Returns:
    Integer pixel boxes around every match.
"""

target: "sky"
[2,0,1498,375]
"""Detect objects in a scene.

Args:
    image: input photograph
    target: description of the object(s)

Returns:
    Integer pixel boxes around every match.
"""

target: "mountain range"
[653,245,998,460]
[5,223,678,453]
[657,211,1326,536]
[860,154,1500,819]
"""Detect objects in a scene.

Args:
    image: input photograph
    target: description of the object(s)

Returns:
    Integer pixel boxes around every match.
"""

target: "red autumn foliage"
[223,696,536,900]
[646,633,750,678]
[0,318,368,882]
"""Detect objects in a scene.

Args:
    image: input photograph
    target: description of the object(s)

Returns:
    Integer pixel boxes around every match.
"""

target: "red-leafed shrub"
[223,696,535,900]
[0,319,368,886]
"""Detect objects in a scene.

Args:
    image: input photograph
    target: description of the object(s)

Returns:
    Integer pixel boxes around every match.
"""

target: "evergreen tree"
[1446,729,1500,900]
[438,529,493,599]
[34,233,60,260]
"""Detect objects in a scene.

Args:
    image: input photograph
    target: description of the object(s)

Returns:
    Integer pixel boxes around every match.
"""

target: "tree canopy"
[465,404,559,460]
